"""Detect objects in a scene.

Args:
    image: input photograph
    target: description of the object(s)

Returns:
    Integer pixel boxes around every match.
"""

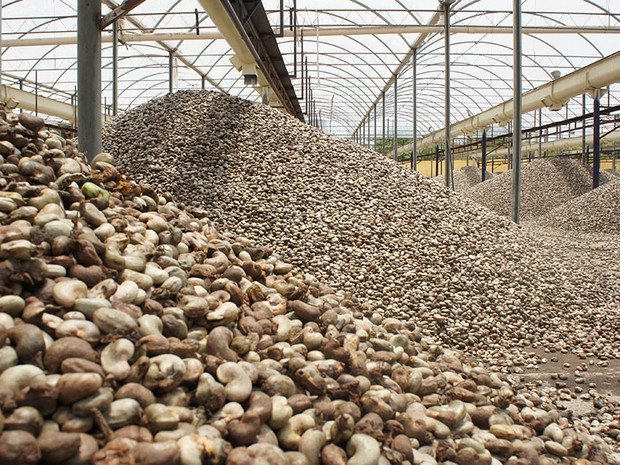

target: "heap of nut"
[0,110,617,464]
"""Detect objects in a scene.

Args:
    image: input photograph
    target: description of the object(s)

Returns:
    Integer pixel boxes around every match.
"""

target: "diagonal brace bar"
[100,0,147,30]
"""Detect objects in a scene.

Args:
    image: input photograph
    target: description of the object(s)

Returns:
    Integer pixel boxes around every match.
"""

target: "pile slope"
[2,110,618,464]
[432,165,493,192]
[104,91,620,365]
[533,181,620,234]
[463,157,595,220]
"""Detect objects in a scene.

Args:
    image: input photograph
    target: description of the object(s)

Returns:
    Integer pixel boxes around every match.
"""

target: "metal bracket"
[241,2,261,26]
[99,0,147,30]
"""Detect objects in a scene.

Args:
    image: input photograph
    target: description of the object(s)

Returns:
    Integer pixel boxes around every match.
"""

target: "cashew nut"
[270,396,293,430]
[299,430,327,465]
[277,414,315,450]
[144,354,186,392]
[101,338,135,381]
[195,373,226,412]
[346,434,381,465]
[216,362,252,403]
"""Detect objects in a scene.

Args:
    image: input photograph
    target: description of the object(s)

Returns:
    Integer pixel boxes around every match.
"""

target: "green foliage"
[373,137,413,162]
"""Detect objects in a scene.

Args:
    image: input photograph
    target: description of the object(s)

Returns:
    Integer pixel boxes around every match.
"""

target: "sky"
[1,0,619,137]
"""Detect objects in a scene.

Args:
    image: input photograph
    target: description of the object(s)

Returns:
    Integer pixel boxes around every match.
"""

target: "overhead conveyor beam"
[197,0,303,121]
[468,129,620,159]
[5,24,620,48]
[398,50,620,156]
[1,84,109,125]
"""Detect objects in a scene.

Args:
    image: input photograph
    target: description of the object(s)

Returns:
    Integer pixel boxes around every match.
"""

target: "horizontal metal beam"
[4,24,620,47]
[1,84,109,124]
[101,0,222,92]
[470,129,620,159]
[399,50,620,155]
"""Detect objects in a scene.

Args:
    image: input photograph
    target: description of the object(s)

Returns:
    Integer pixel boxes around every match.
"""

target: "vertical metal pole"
[78,0,102,161]
[538,108,543,158]
[393,74,398,161]
[35,71,39,116]
[0,0,3,104]
[169,51,174,94]
[73,86,77,127]
[305,63,309,115]
[112,19,119,116]
[412,48,417,171]
[435,144,440,177]
[443,1,452,189]
[511,0,522,223]
[292,0,298,77]
[507,121,512,170]
[382,92,386,156]
[373,105,377,151]
[367,115,371,148]
[481,129,487,182]
[330,95,334,133]
[582,93,586,160]
[362,117,365,146]
[593,90,601,188]
[201,76,206,90]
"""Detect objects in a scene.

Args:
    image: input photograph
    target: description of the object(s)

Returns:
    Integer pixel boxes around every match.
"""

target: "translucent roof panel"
[2,0,620,137]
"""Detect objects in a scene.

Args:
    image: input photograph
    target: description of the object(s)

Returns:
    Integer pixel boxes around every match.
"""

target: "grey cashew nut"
[346,434,381,465]
[101,338,135,381]
[144,354,186,392]
[248,443,288,465]
[195,373,226,412]
[177,435,229,465]
[206,327,237,361]
[216,362,252,403]
[0,364,46,396]
[277,414,315,450]
[269,396,293,430]
[299,430,327,465]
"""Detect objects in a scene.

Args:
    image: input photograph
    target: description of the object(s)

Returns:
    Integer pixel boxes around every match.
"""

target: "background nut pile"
[103,91,619,368]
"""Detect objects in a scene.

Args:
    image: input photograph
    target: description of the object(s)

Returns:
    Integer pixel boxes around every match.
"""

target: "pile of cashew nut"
[0,111,615,465]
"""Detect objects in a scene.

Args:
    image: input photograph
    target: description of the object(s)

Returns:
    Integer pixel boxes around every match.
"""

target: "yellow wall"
[407,158,616,178]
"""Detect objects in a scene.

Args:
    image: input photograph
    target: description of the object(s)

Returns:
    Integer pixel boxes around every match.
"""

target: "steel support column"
[393,74,398,161]
[412,48,417,170]
[435,144,440,177]
[362,117,366,146]
[373,105,377,151]
[382,92,386,157]
[443,1,452,188]
[582,94,586,160]
[78,0,102,161]
[538,109,542,158]
[112,19,119,115]
[368,114,371,148]
[593,91,601,188]
[0,1,3,102]
[511,0,523,223]
[168,51,174,94]
[481,129,487,182]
